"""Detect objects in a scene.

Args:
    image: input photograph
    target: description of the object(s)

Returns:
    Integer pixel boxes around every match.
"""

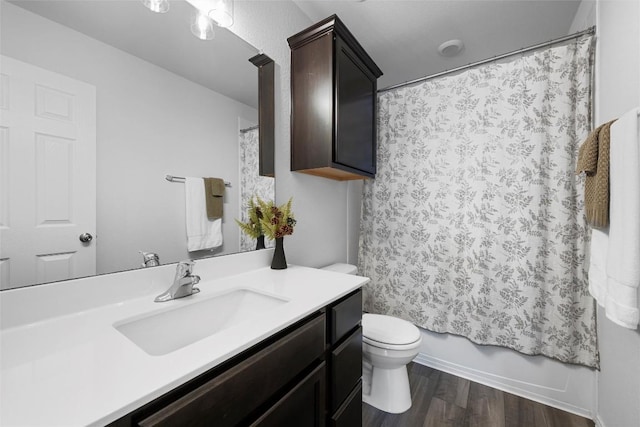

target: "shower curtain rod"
[240,125,259,133]
[378,26,596,94]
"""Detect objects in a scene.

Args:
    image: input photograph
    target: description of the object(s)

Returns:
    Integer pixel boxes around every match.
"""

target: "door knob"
[79,233,93,243]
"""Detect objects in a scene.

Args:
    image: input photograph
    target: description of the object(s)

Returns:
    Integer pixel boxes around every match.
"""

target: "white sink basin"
[114,288,288,356]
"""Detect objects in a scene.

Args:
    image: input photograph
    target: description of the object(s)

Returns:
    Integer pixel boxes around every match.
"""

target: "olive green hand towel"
[576,120,616,228]
[203,177,225,220]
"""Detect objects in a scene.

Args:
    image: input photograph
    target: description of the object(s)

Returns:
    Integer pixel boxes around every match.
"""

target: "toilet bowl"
[361,313,422,413]
[321,263,422,414]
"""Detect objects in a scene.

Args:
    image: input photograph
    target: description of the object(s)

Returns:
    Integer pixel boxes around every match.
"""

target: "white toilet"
[321,263,422,414]
[361,313,422,413]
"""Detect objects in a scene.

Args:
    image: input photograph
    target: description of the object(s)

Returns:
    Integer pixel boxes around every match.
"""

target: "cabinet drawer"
[138,313,326,427]
[330,381,362,427]
[329,290,362,345]
[251,362,326,427]
[330,327,362,412]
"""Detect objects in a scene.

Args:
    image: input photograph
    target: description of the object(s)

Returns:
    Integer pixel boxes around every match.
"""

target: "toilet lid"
[362,313,421,345]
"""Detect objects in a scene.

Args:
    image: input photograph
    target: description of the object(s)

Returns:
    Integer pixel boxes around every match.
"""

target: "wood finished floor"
[362,363,594,427]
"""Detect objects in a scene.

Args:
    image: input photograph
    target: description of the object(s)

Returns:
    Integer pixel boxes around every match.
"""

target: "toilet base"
[362,362,412,414]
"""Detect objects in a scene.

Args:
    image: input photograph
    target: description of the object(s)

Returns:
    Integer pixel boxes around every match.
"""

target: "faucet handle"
[176,260,196,276]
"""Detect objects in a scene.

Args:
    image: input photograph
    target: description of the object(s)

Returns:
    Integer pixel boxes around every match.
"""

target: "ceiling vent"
[438,39,464,57]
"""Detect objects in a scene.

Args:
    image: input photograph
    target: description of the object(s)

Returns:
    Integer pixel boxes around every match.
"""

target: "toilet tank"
[321,263,358,275]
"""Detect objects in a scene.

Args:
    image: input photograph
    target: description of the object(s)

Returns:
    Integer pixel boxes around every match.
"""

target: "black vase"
[256,235,266,250]
[271,237,287,270]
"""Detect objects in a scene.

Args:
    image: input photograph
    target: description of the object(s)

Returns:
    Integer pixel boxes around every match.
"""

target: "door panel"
[0,55,96,289]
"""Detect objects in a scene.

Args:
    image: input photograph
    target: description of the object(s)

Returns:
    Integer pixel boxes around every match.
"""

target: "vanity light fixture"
[141,0,169,14]
[185,0,234,28]
[191,11,215,40]
[142,0,233,40]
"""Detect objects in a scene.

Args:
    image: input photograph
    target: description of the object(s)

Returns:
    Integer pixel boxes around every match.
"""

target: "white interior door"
[0,55,96,290]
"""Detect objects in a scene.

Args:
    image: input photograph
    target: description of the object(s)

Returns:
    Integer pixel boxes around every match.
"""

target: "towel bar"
[166,175,231,187]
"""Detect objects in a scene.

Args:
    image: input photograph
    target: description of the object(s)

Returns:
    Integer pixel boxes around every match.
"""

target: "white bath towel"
[588,108,640,329]
[185,177,223,252]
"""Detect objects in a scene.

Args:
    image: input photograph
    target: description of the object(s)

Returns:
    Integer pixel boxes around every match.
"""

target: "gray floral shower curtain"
[359,34,598,368]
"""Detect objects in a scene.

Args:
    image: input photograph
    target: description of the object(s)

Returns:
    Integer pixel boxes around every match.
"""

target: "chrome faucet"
[140,251,160,268]
[154,260,201,302]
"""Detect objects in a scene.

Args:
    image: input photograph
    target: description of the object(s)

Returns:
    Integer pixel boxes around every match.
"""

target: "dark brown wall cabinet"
[108,289,362,427]
[288,15,383,180]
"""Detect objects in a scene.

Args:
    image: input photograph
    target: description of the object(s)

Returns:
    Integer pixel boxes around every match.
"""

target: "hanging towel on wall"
[185,177,223,251]
[588,107,640,329]
[203,177,225,220]
[576,119,616,228]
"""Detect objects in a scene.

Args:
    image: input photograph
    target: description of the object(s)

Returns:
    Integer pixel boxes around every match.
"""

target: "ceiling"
[9,1,583,102]
[293,0,582,90]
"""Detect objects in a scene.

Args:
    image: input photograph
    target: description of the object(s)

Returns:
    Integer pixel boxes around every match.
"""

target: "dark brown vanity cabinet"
[107,289,363,427]
[288,15,383,181]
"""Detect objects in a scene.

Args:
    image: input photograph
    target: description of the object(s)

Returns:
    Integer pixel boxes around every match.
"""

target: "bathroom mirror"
[0,0,275,290]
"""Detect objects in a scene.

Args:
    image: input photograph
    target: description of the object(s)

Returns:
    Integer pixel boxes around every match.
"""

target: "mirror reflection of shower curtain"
[239,127,275,251]
[359,34,598,368]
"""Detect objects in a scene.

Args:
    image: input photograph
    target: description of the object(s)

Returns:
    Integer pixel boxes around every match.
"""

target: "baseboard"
[414,352,594,420]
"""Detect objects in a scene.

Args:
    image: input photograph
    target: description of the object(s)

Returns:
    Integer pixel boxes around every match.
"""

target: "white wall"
[0,2,257,274]
[593,1,640,426]
[569,0,596,33]
[347,180,364,264]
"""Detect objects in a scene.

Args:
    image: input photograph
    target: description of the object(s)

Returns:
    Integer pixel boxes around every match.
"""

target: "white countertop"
[0,262,367,426]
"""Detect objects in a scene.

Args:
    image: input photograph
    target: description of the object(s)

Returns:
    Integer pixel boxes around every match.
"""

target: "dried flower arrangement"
[235,196,265,239]
[259,197,296,240]
[236,197,296,240]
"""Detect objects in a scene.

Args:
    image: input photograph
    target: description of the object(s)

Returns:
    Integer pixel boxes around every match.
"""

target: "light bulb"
[142,0,169,13]
[191,12,215,40]
[208,0,233,28]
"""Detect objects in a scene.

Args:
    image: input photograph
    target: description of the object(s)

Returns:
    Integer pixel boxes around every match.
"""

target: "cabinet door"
[330,382,362,427]
[334,36,377,177]
[137,314,325,427]
[330,327,362,412]
[251,363,326,427]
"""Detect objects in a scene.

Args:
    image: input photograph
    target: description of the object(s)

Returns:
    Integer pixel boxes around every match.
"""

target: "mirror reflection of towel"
[204,177,225,220]
[186,177,223,251]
